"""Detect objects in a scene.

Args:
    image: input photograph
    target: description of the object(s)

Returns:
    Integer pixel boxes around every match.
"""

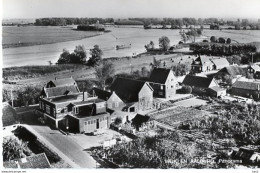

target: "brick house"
[110,78,154,112]
[38,78,110,134]
[148,68,177,99]
[231,81,260,100]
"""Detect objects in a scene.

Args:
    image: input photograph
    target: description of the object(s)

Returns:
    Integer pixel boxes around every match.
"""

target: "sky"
[2,0,260,19]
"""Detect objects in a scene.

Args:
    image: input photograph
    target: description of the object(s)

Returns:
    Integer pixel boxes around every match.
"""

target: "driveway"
[18,108,97,168]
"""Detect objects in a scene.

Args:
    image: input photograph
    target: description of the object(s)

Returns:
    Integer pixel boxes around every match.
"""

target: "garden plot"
[150,106,208,127]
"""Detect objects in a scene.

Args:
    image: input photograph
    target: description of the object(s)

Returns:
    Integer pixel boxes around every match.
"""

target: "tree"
[145,41,155,51]
[16,86,41,106]
[57,49,71,64]
[114,117,122,125]
[218,37,226,44]
[150,57,161,68]
[141,66,150,77]
[88,45,103,66]
[210,36,216,43]
[94,61,115,89]
[180,30,188,43]
[226,38,232,44]
[3,136,32,161]
[159,36,170,51]
[71,45,87,64]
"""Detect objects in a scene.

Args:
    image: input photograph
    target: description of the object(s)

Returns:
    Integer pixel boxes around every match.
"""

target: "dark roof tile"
[149,68,171,84]
[110,78,151,103]
[182,75,215,88]
[45,85,79,98]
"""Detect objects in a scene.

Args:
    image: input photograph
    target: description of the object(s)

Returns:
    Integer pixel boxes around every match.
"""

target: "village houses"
[191,55,229,73]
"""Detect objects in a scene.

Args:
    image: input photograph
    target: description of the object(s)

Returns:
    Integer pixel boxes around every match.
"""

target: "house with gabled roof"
[231,80,260,100]
[41,77,80,98]
[182,75,219,95]
[248,65,260,74]
[191,55,230,73]
[46,77,77,88]
[216,65,247,78]
[37,78,110,134]
[110,78,154,112]
[92,87,125,111]
[191,56,215,73]
[211,58,230,70]
[148,67,177,99]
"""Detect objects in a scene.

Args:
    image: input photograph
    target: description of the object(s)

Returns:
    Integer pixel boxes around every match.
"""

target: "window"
[53,108,56,116]
[171,85,174,88]
[115,102,118,107]
[88,121,90,125]
[160,85,163,90]
[85,122,87,125]
[46,105,50,114]
[74,107,78,114]
[57,108,61,113]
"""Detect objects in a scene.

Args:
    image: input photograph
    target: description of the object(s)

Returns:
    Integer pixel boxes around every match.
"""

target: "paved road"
[18,109,97,168]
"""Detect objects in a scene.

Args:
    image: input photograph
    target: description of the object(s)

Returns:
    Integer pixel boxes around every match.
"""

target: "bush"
[181,85,192,94]
[210,36,216,43]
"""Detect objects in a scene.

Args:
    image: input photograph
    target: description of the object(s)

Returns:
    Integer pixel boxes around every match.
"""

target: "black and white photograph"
[1,0,260,171]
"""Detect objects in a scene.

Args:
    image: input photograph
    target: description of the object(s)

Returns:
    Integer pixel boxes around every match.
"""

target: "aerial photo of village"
[1,0,260,171]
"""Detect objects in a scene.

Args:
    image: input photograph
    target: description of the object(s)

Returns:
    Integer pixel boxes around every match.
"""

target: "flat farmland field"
[203,29,260,44]
[2,26,102,48]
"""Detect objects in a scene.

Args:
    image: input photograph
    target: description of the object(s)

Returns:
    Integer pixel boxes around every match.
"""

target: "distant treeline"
[34,17,260,28]
[190,42,257,56]
[35,18,114,26]
[77,25,105,31]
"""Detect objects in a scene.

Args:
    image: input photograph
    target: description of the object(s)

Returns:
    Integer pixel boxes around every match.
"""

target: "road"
[17,108,97,168]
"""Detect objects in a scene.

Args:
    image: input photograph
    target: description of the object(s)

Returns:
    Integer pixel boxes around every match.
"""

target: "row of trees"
[35,18,114,26]
[57,45,103,66]
[210,36,232,44]
[190,43,257,56]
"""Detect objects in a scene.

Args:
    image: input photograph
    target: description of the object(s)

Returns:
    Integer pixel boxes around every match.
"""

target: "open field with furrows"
[2,26,102,48]
[150,106,208,127]
[2,54,177,91]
